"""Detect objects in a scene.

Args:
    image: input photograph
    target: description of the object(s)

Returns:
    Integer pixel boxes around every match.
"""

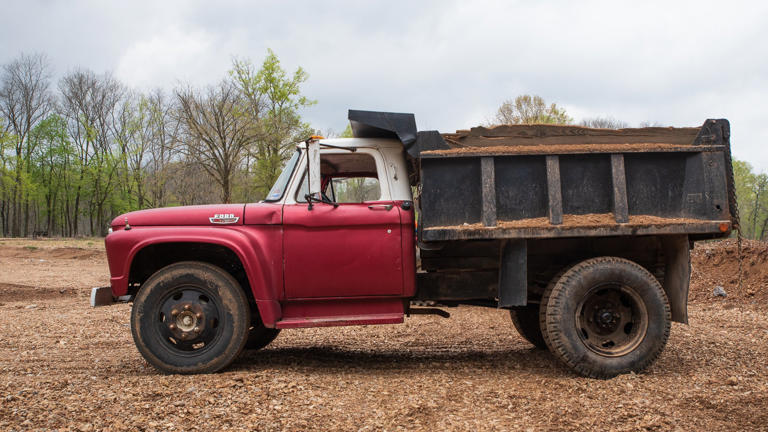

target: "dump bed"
[417,119,736,242]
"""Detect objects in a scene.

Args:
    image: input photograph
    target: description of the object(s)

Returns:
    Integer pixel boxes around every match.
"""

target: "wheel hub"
[176,309,199,332]
[595,307,621,331]
[576,285,649,357]
[158,288,220,350]
[168,303,205,339]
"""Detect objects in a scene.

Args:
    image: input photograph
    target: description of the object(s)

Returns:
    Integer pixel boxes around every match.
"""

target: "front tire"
[540,257,671,379]
[245,317,280,351]
[131,261,251,374]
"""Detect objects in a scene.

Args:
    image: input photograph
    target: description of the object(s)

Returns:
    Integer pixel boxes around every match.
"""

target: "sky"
[2,0,767,171]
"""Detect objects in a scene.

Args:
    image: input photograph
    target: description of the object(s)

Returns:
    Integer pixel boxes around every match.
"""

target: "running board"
[275,313,403,329]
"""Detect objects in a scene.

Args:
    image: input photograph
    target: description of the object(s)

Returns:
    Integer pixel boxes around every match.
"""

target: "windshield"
[264,150,300,202]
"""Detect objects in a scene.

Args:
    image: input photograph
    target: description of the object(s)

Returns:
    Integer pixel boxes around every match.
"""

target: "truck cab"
[105,136,419,374]
[272,138,415,301]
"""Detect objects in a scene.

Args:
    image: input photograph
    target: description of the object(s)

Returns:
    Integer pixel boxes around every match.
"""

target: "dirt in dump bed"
[431,213,713,230]
[425,142,708,156]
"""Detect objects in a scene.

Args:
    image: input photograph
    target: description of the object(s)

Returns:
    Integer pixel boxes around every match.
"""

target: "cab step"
[275,313,403,329]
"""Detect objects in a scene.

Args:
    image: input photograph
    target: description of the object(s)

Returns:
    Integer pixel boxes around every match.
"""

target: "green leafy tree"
[230,49,315,199]
[733,159,768,239]
[494,94,572,125]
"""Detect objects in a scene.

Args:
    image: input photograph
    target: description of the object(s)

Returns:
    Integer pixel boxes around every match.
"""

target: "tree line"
[0,51,313,237]
[1,64,765,240]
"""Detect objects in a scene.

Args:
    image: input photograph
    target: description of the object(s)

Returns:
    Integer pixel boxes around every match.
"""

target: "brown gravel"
[0,238,766,431]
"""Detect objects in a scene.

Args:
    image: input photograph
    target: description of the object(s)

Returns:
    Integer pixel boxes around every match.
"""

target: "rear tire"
[540,257,671,379]
[509,306,546,349]
[131,261,251,374]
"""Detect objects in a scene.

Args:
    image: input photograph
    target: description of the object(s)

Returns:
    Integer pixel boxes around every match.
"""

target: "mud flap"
[661,235,691,324]
[498,239,527,308]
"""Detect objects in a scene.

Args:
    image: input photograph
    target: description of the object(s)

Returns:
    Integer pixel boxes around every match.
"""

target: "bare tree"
[580,116,629,129]
[639,121,666,128]
[175,81,255,203]
[59,69,123,235]
[145,89,180,208]
[0,53,53,236]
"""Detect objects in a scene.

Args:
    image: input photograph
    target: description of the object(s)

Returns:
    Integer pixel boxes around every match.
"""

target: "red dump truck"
[101,110,737,378]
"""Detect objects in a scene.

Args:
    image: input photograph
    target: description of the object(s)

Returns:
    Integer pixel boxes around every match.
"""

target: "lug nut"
[193,327,200,333]
[183,305,191,311]
[171,309,179,317]
[169,324,177,330]
[195,312,203,319]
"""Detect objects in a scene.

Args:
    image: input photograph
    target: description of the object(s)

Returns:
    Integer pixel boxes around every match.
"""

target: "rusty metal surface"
[422,217,730,242]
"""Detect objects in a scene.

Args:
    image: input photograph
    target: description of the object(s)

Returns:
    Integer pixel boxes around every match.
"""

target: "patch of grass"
[25,245,38,251]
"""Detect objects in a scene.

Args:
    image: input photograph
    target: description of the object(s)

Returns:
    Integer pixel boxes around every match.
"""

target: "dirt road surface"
[0,238,766,431]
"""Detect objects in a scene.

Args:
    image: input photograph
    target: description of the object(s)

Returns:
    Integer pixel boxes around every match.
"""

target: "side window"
[295,152,382,203]
[332,177,380,203]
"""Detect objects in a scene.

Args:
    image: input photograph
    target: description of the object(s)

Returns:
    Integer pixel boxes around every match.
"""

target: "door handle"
[368,204,393,211]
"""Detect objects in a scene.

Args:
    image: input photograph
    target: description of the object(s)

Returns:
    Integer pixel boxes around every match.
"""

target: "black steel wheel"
[540,257,671,379]
[131,261,250,374]
[509,305,546,349]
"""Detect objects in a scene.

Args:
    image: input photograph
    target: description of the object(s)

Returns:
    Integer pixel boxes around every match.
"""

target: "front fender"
[105,225,283,325]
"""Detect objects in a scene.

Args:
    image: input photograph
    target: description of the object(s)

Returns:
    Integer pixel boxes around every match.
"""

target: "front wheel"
[131,261,251,374]
[540,257,671,379]
[245,317,280,351]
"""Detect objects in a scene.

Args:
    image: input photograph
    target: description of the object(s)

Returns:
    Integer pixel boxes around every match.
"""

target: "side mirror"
[307,139,322,198]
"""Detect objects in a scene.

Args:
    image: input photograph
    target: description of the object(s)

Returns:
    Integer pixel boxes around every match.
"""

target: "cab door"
[282,150,404,299]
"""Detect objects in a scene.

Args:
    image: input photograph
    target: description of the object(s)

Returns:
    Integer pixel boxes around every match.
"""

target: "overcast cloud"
[2,0,767,170]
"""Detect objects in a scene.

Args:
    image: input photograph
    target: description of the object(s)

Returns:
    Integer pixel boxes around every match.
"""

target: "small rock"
[25,304,38,309]
[713,286,727,297]
[726,376,738,386]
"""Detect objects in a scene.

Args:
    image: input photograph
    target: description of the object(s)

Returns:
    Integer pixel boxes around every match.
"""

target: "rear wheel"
[509,305,546,349]
[131,261,251,374]
[540,257,671,379]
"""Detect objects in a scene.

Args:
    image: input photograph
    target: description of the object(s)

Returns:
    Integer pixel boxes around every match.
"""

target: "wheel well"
[128,242,254,308]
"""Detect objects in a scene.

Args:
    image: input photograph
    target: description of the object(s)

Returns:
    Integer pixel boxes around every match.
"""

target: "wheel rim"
[156,286,223,354]
[575,284,648,357]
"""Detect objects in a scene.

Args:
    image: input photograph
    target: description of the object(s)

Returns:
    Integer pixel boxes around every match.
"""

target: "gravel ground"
[0,239,766,431]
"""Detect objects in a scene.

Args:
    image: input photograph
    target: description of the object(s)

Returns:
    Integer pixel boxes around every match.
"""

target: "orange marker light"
[309,135,325,140]
[719,222,730,232]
